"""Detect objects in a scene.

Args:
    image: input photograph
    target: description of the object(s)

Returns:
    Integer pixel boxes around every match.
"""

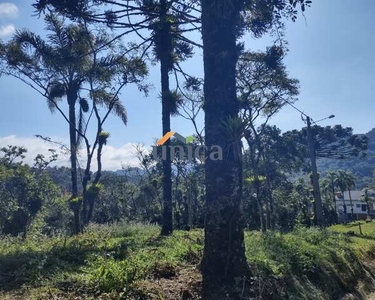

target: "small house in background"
[335,190,375,222]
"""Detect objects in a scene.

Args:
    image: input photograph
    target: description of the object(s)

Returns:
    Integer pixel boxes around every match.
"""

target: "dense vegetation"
[2,139,372,238]
[2,223,375,299]
[318,128,375,189]
[1,0,374,299]
[2,141,375,298]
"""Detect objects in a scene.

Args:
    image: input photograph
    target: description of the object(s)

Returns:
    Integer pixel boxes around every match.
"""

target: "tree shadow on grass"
[0,232,179,292]
[0,242,102,292]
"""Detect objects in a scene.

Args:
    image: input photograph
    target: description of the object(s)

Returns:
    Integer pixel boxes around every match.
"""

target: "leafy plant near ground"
[1,223,375,299]
[0,223,203,298]
[246,226,375,299]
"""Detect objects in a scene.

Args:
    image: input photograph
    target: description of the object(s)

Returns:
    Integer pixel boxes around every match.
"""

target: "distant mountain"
[115,167,144,177]
[44,129,375,191]
[45,166,145,193]
[45,166,73,192]
[317,128,375,189]
[115,167,145,183]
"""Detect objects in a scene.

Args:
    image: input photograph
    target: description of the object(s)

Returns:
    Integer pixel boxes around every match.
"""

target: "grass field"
[330,220,375,236]
[1,223,375,299]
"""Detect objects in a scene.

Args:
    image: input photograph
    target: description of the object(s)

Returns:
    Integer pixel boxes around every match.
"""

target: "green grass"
[0,223,204,299]
[246,226,375,299]
[1,223,375,299]
[330,220,375,236]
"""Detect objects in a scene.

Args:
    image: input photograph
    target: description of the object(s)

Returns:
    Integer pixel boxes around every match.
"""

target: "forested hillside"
[318,128,375,189]
[44,126,375,193]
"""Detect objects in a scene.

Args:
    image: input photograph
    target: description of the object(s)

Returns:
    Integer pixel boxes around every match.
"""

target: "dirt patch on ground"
[132,266,202,300]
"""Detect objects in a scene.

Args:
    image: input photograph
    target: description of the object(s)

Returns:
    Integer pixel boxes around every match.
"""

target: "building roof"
[336,190,375,201]
[345,191,362,200]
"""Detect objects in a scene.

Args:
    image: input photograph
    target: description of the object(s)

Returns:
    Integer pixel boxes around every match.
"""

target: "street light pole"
[282,98,334,227]
[306,116,324,227]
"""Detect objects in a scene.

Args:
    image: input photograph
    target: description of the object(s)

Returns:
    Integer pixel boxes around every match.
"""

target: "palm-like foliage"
[3,13,144,128]
[323,171,338,211]
[1,13,148,232]
[337,170,356,220]
[2,15,95,231]
[9,14,91,105]
[321,177,334,208]
[360,188,375,219]
[322,170,357,222]
[335,170,356,195]
[34,0,200,237]
[4,15,92,233]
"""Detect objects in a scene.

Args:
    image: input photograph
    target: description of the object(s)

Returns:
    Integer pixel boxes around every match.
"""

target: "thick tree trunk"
[201,0,250,297]
[160,0,173,236]
[68,94,80,234]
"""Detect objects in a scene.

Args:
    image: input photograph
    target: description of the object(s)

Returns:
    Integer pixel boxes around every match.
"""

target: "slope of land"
[318,128,375,189]
[1,223,375,299]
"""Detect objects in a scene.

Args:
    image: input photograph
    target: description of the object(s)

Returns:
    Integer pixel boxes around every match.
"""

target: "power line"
[282,99,311,123]
[283,99,334,125]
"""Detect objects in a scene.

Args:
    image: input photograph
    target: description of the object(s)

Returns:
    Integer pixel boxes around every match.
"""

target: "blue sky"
[0,1,375,169]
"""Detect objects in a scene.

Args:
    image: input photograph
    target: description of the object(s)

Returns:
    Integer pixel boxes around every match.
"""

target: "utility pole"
[282,98,334,227]
[306,116,324,227]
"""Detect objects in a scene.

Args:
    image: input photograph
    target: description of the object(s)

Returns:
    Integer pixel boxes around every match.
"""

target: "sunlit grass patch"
[330,220,375,236]
[1,223,375,299]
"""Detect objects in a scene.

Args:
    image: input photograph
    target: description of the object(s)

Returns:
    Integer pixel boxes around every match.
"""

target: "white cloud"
[0,135,146,171]
[0,135,71,168]
[100,143,146,170]
[0,24,15,37]
[0,3,18,19]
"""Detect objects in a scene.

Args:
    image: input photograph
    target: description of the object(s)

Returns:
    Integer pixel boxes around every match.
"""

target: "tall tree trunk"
[266,177,274,230]
[265,194,270,230]
[349,189,354,221]
[81,145,92,225]
[86,141,104,224]
[256,188,266,233]
[342,189,347,223]
[188,181,192,230]
[254,178,266,233]
[160,0,173,236]
[68,93,80,234]
[366,200,371,219]
[201,0,250,297]
[306,117,324,226]
[331,180,337,222]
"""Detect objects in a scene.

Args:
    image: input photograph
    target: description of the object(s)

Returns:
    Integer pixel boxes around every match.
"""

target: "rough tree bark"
[160,0,173,236]
[67,91,80,234]
[201,0,250,298]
